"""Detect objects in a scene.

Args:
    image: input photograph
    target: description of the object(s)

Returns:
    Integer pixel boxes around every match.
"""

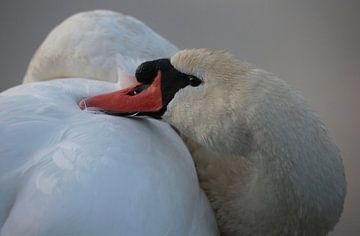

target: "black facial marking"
[111,58,202,119]
[158,59,191,106]
[135,58,201,108]
[189,76,202,87]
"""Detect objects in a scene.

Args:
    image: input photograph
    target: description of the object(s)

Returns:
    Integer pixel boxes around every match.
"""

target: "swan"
[82,48,347,235]
[0,11,218,236]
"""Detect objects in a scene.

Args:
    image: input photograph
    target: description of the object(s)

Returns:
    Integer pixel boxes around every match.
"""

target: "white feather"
[0,11,218,236]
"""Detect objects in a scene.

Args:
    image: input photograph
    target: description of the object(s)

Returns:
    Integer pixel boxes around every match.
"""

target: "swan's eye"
[189,76,202,87]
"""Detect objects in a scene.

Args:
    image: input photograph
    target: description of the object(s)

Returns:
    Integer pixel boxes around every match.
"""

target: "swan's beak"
[79,71,164,115]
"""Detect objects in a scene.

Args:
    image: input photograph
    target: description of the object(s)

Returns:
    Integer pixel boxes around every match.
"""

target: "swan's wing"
[0,79,218,236]
[23,10,178,85]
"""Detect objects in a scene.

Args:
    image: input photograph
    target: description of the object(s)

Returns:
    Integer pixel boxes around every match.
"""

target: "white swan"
[0,11,218,236]
[83,49,347,235]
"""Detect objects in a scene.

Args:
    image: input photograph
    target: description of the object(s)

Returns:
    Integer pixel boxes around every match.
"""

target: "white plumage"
[0,10,218,236]
[23,10,178,85]
[0,9,346,236]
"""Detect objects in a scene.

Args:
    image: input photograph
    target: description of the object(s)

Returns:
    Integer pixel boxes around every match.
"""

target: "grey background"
[1,0,359,235]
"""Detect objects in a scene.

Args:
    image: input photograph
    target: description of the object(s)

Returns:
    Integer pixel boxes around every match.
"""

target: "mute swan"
[82,49,347,235]
[0,11,218,236]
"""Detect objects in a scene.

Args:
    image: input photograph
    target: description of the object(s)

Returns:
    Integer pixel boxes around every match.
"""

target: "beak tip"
[79,99,86,110]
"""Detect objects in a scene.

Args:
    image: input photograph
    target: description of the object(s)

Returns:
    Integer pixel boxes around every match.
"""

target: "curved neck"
[175,70,345,234]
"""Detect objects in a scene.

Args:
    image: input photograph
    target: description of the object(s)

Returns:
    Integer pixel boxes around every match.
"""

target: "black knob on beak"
[135,61,158,84]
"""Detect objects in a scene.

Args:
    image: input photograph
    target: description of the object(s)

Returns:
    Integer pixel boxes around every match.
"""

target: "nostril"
[127,84,150,96]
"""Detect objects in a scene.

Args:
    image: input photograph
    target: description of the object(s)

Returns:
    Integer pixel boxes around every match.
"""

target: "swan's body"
[0,11,218,236]
[85,49,347,235]
[0,80,217,236]
[23,10,178,85]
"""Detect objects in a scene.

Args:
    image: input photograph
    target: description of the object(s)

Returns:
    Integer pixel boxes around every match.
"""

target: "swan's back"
[23,10,178,84]
[0,79,218,236]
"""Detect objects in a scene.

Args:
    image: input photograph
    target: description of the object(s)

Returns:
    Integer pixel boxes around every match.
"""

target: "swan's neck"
[243,75,345,215]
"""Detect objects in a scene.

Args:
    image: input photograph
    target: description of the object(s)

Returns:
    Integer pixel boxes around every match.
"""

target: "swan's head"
[80,49,250,152]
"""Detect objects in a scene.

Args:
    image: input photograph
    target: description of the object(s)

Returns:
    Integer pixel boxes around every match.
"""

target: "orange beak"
[79,71,163,114]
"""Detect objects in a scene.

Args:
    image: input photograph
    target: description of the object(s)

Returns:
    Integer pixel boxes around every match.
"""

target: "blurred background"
[1,0,359,234]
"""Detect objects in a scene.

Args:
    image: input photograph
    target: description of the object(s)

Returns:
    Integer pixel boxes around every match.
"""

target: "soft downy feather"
[165,49,346,235]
